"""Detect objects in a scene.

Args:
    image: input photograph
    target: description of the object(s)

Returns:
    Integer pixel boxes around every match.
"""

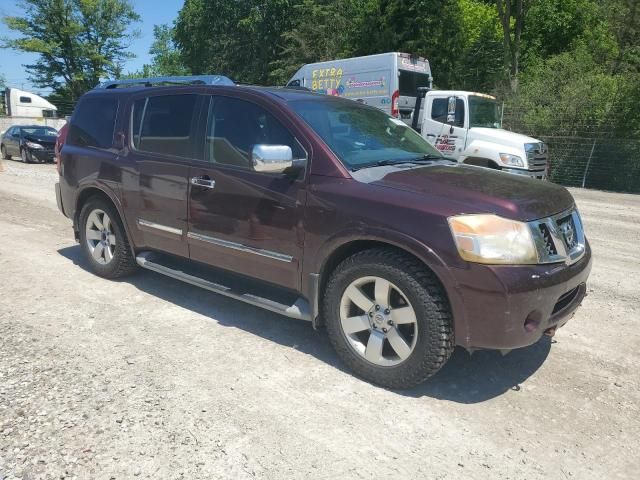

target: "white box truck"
[286,52,432,121]
[287,54,548,179]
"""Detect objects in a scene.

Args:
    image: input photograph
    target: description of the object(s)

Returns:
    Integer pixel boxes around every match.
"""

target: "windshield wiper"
[351,155,446,171]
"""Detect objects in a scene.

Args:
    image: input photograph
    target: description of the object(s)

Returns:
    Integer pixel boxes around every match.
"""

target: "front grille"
[526,143,548,172]
[529,209,586,264]
[538,224,557,255]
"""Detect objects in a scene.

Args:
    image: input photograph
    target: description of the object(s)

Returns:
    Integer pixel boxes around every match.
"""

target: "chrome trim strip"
[138,219,183,236]
[187,232,293,263]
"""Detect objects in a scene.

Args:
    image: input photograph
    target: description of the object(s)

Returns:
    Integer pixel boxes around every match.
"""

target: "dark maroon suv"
[55,76,591,388]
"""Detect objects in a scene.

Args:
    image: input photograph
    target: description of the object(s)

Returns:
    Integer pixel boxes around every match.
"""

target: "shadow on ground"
[58,245,551,404]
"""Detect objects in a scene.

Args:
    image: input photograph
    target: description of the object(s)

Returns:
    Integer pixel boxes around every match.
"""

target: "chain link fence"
[503,105,640,194]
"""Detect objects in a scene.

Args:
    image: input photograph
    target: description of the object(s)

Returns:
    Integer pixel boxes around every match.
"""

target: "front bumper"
[29,148,55,162]
[450,241,592,350]
[502,167,547,180]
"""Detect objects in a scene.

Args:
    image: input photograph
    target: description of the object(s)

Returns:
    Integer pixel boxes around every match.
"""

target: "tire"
[0,145,10,160]
[78,197,138,279]
[21,149,30,163]
[323,248,454,389]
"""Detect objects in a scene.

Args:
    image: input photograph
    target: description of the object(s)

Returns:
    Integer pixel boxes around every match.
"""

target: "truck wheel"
[323,248,454,389]
[1,145,10,160]
[79,198,138,279]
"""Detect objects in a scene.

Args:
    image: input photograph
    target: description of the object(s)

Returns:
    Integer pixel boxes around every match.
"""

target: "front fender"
[460,139,519,166]
[311,226,469,344]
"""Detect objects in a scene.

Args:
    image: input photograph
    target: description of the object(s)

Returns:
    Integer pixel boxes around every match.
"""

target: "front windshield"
[468,96,501,129]
[289,98,443,170]
[20,127,57,136]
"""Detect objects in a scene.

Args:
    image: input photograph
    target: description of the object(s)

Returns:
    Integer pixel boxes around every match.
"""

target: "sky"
[0,0,184,95]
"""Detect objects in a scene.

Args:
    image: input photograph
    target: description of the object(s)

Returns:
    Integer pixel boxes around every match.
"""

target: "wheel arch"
[314,235,458,330]
[74,185,135,256]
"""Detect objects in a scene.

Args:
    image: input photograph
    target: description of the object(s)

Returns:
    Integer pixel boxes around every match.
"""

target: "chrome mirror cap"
[251,144,293,173]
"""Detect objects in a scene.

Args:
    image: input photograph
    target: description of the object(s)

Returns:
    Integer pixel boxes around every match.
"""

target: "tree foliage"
[124,24,189,78]
[2,0,140,100]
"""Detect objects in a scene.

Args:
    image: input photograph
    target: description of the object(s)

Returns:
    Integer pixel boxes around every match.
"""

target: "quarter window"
[68,96,119,149]
[132,94,198,158]
[205,96,306,169]
[19,96,32,103]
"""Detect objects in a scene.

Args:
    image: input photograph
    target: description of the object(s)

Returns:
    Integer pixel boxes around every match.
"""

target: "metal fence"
[503,106,640,194]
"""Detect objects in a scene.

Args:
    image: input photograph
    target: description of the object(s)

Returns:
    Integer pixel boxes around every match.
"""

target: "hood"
[352,162,573,222]
[24,134,56,146]
[470,127,540,149]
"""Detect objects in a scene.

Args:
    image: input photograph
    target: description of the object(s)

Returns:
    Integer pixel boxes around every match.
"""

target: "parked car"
[1,124,58,163]
[55,75,592,388]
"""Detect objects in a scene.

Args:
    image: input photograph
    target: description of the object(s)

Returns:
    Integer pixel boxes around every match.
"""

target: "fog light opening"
[524,311,542,333]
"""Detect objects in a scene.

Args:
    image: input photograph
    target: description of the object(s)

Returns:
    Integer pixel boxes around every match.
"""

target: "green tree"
[2,0,140,101]
[355,0,465,88]
[269,0,364,83]
[495,0,533,91]
[125,24,189,78]
[175,0,295,84]
[455,0,504,91]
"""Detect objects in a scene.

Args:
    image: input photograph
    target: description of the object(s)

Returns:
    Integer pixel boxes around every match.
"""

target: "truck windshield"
[290,98,444,170]
[399,70,431,97]
[468,96,501,128]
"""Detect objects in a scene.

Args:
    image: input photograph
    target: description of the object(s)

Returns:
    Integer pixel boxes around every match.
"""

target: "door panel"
[124,93,202,258]
[423,96,467,159]
[189,165,304,290]
[187,95,307,291]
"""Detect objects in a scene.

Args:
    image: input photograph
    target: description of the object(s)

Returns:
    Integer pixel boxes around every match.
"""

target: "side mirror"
[446,96,456,124]
[251,144,293,173]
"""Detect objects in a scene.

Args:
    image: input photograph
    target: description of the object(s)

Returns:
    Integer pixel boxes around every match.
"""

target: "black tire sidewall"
[324,251,453,388]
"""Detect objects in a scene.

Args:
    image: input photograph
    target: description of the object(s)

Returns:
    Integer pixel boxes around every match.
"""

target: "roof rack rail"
[95,75,235,89]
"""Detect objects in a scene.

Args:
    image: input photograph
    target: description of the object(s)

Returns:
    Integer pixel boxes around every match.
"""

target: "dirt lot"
[0,160,638,480]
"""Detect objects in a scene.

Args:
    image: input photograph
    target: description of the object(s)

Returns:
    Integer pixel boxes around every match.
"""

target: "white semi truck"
[287,53,548,179]
[2,88,58,118]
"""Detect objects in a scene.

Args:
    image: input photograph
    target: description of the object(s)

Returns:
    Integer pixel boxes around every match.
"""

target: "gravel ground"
[0,160,639,480]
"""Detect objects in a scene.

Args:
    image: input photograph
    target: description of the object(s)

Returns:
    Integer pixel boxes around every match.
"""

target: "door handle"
[190,176,215,189]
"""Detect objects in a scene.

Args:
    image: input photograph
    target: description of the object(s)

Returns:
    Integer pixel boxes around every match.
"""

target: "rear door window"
[399,70,431,97]
[68,96,119,149]
[131,94,199,158]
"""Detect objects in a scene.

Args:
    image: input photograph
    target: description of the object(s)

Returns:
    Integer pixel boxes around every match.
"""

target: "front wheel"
[21,149,30,163]
[79,198,138,278]
[323,249,454,389]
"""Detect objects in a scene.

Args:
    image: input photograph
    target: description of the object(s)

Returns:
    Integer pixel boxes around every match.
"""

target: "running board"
[136,252,311,321]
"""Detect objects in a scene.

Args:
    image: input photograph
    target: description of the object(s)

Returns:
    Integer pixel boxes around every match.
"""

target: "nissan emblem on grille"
[560,220,577,249]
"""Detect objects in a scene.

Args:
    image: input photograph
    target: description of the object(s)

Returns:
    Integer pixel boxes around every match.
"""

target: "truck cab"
[419,91,548,179]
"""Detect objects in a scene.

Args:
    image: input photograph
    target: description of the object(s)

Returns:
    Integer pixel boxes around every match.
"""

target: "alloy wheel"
[339,276,419,367]
[85,209,116,265]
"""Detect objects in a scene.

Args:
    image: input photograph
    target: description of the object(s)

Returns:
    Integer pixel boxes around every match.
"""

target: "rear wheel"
[0,145,10,160]
[79,198,138,278]
[323,249,454,389]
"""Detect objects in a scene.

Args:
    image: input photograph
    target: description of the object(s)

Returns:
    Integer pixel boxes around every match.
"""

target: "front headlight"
[448,214,538,264]
[25,141,44,149]
[499,153,524,167]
